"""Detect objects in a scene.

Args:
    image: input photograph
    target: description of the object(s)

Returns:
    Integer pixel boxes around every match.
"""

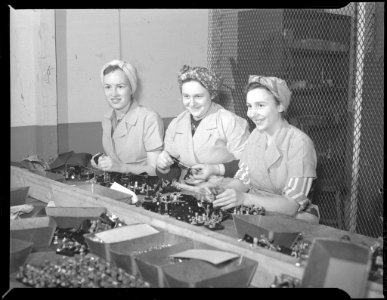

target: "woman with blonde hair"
[91,59,164,176]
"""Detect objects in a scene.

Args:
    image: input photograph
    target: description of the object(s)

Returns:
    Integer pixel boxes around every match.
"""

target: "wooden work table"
[10,166,383,296]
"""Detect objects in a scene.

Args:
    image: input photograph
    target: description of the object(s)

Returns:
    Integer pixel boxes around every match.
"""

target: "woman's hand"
[213,188,245,210]
[190,164,219,180]
[156,151,174,173]
[98,156,122,172]
[90,153,103,169]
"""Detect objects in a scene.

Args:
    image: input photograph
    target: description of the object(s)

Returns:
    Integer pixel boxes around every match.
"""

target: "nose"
[186,97,196,107]
[111,87,119,96]
[247,108,255,119]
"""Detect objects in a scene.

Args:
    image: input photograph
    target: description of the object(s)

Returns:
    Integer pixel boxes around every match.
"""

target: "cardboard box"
[84,223,159,263]
[10,187,30,206]
[301,238,372,298]
[45,201,107,228]
[233,214,301,248]
[30,170,65,182]
[10,238,33,274]
[109,230,195,278]
[134,240,217,287]
[162,256,258,287]
[10,216,57,248]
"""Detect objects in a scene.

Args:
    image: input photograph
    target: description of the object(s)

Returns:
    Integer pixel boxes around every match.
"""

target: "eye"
[104,85,111,90]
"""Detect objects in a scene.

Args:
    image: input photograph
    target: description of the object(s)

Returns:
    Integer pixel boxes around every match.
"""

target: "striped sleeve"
[282,177,314,212]
[234,162,250,185]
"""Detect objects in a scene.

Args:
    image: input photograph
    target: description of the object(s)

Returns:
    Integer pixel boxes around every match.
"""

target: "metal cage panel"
[208,4,384,237]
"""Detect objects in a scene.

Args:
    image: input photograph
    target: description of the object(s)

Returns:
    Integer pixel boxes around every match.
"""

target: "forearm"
[223,178,249,192]
[197,160,239,178]
[242,193,299,216]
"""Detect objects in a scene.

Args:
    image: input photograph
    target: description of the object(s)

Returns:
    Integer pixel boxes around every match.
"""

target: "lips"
[189,108,202,113]
[253,119,264,123]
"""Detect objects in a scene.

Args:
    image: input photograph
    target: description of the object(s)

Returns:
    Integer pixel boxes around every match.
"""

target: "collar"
[104,101,139,126]
[175,102,222,133]
[254,119,290,170]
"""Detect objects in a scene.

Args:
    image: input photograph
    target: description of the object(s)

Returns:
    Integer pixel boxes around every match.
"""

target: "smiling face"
[181,80,212,120]
[246,87,284,135]
[103,69,132,112]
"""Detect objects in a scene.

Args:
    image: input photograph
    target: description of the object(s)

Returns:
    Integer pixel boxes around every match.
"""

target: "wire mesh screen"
[208,5,384,238]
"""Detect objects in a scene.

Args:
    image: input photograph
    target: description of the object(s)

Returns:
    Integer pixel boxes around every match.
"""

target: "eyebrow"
[247,100,266,105]
[104,83,127,86]
[182,93,204,96]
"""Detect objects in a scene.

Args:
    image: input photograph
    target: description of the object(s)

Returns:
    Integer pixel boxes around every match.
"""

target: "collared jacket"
[240,120,317,196]
[164,102,250,168]
[102,101,164,166]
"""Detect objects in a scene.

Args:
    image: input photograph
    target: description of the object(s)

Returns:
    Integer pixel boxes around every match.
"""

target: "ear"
[278,104,285,113]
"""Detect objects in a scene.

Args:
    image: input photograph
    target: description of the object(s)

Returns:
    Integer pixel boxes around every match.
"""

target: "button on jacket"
[164,102,250,167]
[102,101,164,166]
[242,120,317,196]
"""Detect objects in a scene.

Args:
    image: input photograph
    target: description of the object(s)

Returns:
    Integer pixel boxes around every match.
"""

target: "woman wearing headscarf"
[213,76,320,223]
[91,59,164,176]
[156,65,250,185]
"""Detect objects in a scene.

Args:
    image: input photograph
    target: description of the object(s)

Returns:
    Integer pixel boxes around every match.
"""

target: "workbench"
[10,166,383,296]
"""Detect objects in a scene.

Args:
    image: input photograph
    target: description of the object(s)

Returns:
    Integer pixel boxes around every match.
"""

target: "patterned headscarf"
[100,60,138,94]
[248,75,292,111]
[178,65,222,99]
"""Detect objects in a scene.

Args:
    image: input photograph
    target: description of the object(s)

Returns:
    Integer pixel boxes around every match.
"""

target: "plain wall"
[57,9,121,124]
[10,9,58,161]
[120,9,208,118]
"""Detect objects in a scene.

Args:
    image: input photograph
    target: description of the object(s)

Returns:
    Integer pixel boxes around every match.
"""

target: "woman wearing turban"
[156,65,250,186]
[213,76,320,223]
[91,59,164,176]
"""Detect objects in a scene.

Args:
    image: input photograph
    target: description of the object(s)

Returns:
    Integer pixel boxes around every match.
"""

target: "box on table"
[300,237,372,298]
[84,223,159,263]
[10,216,57,248]
[162,254,258,287]
[109,230,196,279]
[233,214,300,248]
[45,201,107,228]
[134,239,216,287]
[30,169,65,182]
[11,187,30,206]
[10,238,33,274]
